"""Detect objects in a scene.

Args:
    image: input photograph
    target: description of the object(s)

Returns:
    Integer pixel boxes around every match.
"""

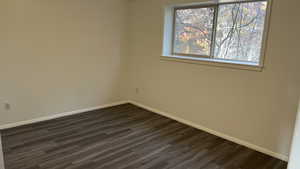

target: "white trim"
[128,100,289,161]
[287,100,300,169]
[0,133,4,169]
[0,101,128,130]
[161,55,263,71]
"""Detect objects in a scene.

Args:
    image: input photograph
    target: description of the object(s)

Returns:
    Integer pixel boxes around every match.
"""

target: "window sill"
[160,55,263,72]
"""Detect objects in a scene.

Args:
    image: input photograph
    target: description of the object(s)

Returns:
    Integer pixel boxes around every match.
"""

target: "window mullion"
[210,5,219,59]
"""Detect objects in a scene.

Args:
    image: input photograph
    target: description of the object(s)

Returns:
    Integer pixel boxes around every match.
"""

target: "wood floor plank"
[1,104,287,169]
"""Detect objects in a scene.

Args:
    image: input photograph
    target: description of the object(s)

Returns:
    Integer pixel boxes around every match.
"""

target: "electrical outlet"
[4,103,11,110]
[135,88,139,94]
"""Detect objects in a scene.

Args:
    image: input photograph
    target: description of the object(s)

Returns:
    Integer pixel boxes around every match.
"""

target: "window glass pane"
[174,7,214,56]
[214,1,267,63]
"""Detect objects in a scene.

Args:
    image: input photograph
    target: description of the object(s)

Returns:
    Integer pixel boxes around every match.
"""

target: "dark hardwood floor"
[1,104,287,169]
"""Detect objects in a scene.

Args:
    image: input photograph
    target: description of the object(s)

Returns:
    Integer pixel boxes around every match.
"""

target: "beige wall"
[0,0,128,126]
[124,0,300,158]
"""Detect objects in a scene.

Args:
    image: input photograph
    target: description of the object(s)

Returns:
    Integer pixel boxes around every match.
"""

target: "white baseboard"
[0,101,128,130]
[128,100,289,162]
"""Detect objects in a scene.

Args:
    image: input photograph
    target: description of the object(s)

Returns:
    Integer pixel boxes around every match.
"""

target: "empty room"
[1,0,300,169]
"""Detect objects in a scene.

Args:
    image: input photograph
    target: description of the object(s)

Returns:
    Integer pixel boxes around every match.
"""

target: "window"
[163,0,271,70]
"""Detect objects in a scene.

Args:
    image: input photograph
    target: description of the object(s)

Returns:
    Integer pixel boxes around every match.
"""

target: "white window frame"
[162,0,273,71]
